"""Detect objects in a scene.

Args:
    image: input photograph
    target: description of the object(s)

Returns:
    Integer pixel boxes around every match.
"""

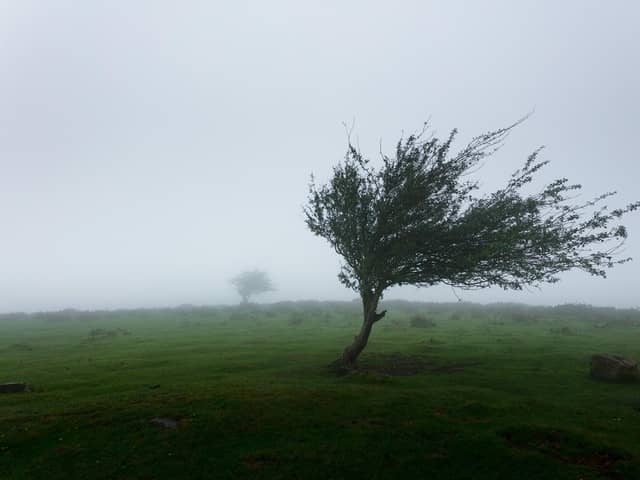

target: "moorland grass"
[1,302,639,479]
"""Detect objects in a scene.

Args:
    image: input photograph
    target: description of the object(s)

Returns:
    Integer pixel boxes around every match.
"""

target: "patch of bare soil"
[500,427,632,479]
[342,417,386,428]
[243,452,280,470]
[357,353,435,376]
[356,353,482,376]
[425,448,449,459]
[430,361,483,373]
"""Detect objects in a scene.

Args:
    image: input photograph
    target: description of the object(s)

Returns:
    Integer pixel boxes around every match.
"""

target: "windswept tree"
[304,119,639,371]
[231,270,275,304]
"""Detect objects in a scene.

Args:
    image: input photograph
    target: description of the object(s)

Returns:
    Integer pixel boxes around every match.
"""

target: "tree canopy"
[304,119,639,369]
[231,270,275,304]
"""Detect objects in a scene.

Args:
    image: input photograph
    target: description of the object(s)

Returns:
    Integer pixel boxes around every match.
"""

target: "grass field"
[1,301,640,479]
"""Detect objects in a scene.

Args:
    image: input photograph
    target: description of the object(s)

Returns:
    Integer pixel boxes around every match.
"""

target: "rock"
[0,383,27,393]
[590,354,640,383]
[150,417,179,429]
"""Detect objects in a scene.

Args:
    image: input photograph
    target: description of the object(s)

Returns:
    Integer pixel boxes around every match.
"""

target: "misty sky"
[1,1,639,312]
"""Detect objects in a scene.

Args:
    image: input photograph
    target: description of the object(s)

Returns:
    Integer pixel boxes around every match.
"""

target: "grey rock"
[0,383,27,393]
[150,417,179,429]
[590,354,640,383]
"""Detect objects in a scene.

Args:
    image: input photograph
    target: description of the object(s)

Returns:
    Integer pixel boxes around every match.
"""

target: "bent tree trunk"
[329,294,386,373]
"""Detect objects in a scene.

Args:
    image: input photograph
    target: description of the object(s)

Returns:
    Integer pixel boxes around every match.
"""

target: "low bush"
[410,315,436,328]
[88,328,130,340]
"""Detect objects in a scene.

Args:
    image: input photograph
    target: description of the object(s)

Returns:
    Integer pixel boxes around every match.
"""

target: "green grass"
[1,303,640,479]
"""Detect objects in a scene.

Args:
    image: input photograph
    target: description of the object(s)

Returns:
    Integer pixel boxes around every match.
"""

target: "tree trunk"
[329,293,386,373]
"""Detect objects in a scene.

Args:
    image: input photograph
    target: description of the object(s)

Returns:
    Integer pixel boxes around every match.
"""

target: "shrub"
[550,326,576,335]
[228,311,259,323]
[410,315,436,328]
[287,315,304,326]
[511,311,538,324]
[88,328,130,340]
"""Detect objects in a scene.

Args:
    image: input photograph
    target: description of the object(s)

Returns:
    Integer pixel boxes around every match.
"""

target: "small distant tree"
[231,270,275,304]
[304,119,639,371]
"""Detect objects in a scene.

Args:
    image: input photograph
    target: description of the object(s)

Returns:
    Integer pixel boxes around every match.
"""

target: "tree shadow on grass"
[351,353,483,377]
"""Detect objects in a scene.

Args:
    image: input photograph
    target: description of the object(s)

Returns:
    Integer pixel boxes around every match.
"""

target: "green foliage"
[305,119,640,298]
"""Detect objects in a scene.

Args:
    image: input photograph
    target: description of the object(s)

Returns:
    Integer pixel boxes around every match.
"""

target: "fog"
[1,1,639,312]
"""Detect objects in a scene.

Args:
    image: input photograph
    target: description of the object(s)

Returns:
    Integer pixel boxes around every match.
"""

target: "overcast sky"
[1,1,639,312]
